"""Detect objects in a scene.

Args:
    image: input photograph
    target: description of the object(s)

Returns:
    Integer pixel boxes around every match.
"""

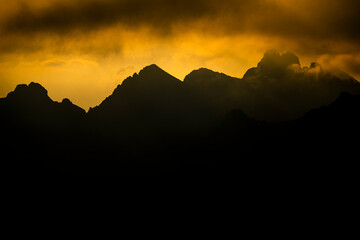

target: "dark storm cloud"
[1,0,360,41]
[1,0,360,79]
[1,0,224,34]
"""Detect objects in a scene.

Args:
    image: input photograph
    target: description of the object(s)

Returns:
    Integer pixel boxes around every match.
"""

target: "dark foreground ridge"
[1,51,360,179]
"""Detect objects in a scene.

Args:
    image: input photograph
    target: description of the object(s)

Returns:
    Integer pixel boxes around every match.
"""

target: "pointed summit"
[120,64,181,89]
[90,64,184,116]
[139,64,164,75]
[137,64,181,84]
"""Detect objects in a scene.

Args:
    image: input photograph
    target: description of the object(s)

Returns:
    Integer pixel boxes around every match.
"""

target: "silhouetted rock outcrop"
[227,50,360,121]
[1,82,85,128]
[88,64,214,144]
[183,50,360,122]
[0,82,88,176]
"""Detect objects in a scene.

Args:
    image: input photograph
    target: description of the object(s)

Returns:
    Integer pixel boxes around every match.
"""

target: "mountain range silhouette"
[1,50,359,177]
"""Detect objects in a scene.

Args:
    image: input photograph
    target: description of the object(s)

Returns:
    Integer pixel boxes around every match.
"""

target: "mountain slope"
[0,82,86,137]
[1,51,360,176]
[88,65,214,142]
[86,51,360,144]
[241,50,360,121]
[0,82,88,176]
[184,50,360,122]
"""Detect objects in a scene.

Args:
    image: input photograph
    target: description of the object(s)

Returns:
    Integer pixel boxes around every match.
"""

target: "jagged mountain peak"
[139,64,163,74]
[10,82,48,96]
[91,64,184,113]
[138,64,179,82]
[6,82,50,103]
[119,64,181,89]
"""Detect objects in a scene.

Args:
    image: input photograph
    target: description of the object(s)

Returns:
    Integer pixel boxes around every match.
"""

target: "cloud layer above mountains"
[0,0,359,109]
[1,0,360,41]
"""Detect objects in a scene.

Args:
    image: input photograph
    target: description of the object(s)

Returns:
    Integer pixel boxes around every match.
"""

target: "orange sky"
[0,0,359,110]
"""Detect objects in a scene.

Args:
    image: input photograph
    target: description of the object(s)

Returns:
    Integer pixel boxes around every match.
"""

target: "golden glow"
[0,0,359,110]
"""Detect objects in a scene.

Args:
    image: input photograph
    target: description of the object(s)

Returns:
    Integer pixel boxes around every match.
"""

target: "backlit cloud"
[0,0,359,109]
